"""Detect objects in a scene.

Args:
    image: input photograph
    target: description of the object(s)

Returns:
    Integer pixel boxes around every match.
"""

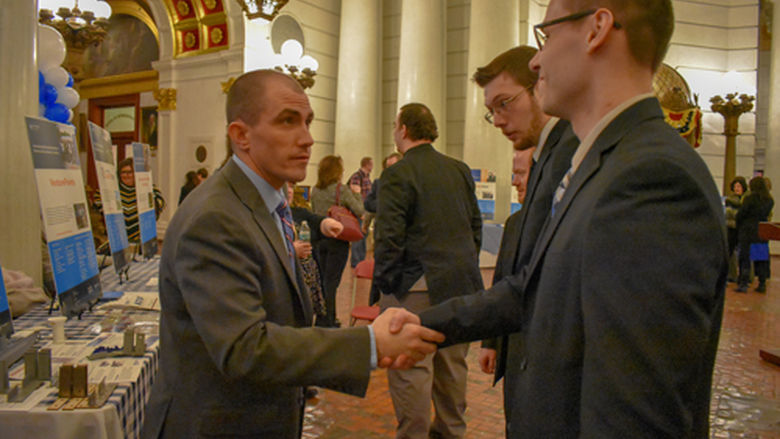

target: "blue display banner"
[0,264,11,338]
[510,202,523,215]
[131,143,158,258]
[88,121,130,273]
[26,117,102,317]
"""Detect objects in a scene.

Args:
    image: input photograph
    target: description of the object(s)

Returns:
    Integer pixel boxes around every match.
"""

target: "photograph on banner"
[0,264,12,338]
[131,143,158,258]
[88,122,131,274]
[26,117,101,318]
[471,168,496,221]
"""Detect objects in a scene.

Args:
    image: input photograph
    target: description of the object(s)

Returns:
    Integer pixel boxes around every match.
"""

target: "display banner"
[131,143,158,258]
[26,117,101,317]
[471,169,496,221]
[0,264,11,338]
[88,122,131,274]
[510,202,523,215]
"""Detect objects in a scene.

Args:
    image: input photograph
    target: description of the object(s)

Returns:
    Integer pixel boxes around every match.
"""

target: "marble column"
[396,0,447,152]
[462,0,520,224]
[333,0,381,175]
[0,1,42,283]
[763,2,780,252]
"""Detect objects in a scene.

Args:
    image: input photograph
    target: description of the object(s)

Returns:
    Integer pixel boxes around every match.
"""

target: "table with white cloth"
[0,256,161,439]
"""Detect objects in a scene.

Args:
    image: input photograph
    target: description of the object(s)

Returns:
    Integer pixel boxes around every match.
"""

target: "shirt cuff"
[367,324,377,370]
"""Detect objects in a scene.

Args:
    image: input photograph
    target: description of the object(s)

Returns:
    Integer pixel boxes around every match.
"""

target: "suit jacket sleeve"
[173,207,371,394]
[577,157,725,437]
[373,166,413,294]
[462,162,483,252]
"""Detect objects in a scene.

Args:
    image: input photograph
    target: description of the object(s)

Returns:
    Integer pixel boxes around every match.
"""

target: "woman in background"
[725,176,747,282]
[178,171,199,205]
[310,156,364,327]
[736,176,774,293]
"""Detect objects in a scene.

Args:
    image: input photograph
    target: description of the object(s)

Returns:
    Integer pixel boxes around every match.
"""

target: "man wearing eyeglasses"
[390,1,727,437]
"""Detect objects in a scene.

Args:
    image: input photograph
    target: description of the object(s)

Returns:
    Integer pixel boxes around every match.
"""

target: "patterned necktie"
[551,167,573,216]
[275,199,296,269]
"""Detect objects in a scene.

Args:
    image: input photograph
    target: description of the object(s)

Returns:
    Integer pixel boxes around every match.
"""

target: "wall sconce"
[235,0,289,21]
[273,39,319,90]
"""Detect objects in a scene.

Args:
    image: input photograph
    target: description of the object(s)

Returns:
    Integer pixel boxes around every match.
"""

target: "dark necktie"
[275,199,296,272]
[551,167,573,216]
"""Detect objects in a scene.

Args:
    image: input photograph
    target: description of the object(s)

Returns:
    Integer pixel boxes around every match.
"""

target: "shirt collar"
[232,154,285,214]
[533,117,560,162]
[569,92,655,175]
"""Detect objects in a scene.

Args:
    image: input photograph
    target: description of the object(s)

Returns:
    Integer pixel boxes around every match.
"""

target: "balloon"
[44,102,70,123]
[39,71,45,88]
[37,24,66,70]
[56,86,80,109]
[39,83,58,105]
[39,103,46,117]
[67,109,74,123]
[281,39,303,64]
[66,72,73,88]
[43,66,69,89]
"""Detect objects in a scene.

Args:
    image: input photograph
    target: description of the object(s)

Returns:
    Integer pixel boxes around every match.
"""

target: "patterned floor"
[302,256,780,438]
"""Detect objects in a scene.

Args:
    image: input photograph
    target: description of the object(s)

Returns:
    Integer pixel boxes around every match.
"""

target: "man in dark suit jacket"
[373,103,483,438]
[470,47,579,392]
[393,1,728,437]
[142,70,444,439]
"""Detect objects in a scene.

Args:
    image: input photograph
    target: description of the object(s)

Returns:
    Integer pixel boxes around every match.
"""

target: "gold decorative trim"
[221,77,236,94]
[176,0,191,16]
[76,70,159,100]
[204,0,217,9]
[108,0,159,43]
[200,11,227,26]
[154,88,177,111]
[210,27,224,45]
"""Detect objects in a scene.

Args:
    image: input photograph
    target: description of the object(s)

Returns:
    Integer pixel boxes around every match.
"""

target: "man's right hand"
[478,348,496,374]
[371,307,444,369]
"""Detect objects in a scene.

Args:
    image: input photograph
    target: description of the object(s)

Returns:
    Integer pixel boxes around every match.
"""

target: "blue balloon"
[39,71,45,88]
[40,83,58,105]
[66,72,73,88]
[44,102,70,123]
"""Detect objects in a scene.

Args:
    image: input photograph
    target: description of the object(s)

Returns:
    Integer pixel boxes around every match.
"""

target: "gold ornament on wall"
[210,27,224,45]
[184,32,197,49]
[177,0,191,16]
[154,88,178,111]
[221,77,236,94]
[204,0,218,9]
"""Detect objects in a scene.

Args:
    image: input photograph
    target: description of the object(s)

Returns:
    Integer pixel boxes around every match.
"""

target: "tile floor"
[302,256,780,438]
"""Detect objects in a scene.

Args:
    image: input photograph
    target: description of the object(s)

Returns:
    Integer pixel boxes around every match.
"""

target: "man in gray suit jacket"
[391,1,727,437]
[142,70,444,439]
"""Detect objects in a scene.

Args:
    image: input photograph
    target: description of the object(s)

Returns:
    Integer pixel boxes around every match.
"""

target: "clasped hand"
[371,307,444,369]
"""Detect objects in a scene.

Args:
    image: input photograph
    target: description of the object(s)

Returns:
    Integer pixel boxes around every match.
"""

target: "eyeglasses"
[533,9,621,50]
[484,89,527,124]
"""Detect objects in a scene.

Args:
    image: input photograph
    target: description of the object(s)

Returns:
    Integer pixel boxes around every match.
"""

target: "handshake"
[370,308,444,369]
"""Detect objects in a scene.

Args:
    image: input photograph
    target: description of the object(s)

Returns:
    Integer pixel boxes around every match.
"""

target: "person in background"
[511,147,536,204]
[725,176,748,282]
[197,167,209,183]
[93,157,165,243]
[348,156,373,268]
[374,102,483,439]
[364,153,402,214]
[178,171,199,205]
[310,155,366,327]
[736,176,774,293]
[285,182,343,326]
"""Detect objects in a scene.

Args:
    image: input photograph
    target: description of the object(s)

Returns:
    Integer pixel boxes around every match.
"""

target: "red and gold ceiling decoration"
[162,0,229,58]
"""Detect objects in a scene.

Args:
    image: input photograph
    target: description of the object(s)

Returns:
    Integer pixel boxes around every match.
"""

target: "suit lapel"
[523,99,662,286]
[223,161,310,320]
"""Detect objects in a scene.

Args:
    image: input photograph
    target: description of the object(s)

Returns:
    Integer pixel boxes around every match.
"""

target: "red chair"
[350,259,379,326]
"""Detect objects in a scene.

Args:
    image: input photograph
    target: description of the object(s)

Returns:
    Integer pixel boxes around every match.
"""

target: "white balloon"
[67,109,74,123]
[37,24,66,70]
[300,55,319,72]
[280,40,303,63]
[39,103,46,117]
[56,86,80,109]
[43,66,69,89]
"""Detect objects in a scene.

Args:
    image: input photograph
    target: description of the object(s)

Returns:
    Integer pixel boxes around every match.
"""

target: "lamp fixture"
[273,39,319,90]
[235,0,290,21]
[38,0,112,80]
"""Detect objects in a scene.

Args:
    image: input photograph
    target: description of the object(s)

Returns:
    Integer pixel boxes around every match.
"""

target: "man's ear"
[585,8,616,54]
[227,120,249,152]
